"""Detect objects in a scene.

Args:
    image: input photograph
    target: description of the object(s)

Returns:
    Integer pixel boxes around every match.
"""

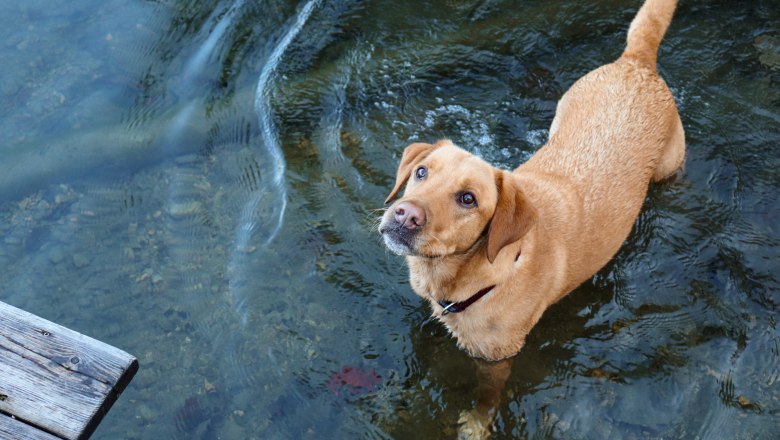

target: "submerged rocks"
[72,253,90,269]
[166,200,204,220]
[755,34,780,70]
[46,245,67,265]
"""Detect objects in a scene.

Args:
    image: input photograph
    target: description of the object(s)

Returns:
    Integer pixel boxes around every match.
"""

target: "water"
[0,0,778,438]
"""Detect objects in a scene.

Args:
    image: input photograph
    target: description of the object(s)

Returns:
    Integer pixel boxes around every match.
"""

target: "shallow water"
[1,0,778,438]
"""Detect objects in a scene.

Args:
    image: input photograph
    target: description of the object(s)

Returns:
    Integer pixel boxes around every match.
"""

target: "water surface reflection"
[0,0,778,438]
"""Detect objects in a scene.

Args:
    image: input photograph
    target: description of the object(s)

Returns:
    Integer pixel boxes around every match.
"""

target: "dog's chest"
[436,304,509,360]
[407,258,460,298]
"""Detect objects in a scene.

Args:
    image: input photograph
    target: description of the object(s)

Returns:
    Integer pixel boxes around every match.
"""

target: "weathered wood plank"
[0,414,61,440]
[0,301,138,439]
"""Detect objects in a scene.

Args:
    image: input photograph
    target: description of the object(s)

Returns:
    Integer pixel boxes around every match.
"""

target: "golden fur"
[379,0,684,363]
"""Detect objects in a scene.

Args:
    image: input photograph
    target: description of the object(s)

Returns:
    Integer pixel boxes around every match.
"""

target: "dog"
[379,0,683,436]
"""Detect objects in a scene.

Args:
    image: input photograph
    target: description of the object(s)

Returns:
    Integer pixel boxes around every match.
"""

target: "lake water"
[1,0,778,438]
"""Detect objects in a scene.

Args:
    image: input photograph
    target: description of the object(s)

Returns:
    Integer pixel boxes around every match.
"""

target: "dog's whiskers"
[366,208,388,230]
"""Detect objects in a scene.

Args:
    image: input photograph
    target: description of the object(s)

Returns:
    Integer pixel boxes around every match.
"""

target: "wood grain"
[0,301,138,439]
[0,414,61,440]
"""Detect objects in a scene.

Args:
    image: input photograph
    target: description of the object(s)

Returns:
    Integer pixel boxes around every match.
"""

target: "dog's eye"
[415,166,427,180]
[459,192,477,207]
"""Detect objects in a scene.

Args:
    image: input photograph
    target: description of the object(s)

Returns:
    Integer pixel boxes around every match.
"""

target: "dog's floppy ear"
[384,142,440,204]
[486,171,537,263]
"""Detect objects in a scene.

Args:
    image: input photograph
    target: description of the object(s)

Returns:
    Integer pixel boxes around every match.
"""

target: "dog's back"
[518,0,685,290]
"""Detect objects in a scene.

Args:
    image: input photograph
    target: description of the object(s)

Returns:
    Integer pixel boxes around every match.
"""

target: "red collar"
[438,285,496,315]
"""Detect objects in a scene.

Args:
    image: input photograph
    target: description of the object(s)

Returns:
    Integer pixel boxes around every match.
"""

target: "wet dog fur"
[380,0,683,361]
[379,0,683,435]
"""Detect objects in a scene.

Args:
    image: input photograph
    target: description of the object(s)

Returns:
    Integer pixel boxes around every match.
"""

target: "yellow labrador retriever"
[380,0,683,361]
[380,1,682,432]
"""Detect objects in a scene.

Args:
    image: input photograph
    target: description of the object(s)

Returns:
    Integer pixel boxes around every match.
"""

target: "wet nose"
[394,201,426,229]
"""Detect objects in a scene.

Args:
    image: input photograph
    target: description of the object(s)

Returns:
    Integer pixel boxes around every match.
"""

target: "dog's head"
[379,140,536,263]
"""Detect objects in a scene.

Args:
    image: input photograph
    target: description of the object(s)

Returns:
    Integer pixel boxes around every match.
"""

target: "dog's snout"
[394,201,426,229]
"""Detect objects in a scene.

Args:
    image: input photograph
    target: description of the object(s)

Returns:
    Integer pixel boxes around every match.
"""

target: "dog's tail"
[622,0,677,68]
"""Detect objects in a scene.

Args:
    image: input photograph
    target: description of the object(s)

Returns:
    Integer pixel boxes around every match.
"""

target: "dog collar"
[438,285,496,316]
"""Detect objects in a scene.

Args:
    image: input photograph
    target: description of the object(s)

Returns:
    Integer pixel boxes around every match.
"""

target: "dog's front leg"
[457,357,513,439]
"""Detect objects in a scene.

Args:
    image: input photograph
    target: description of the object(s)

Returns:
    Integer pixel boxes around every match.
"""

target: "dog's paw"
[457,408,494,440]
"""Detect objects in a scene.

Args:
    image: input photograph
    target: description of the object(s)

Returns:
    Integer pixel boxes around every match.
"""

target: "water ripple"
[237,0,322,249]
[182,0,246,81]
[228,0,321,325]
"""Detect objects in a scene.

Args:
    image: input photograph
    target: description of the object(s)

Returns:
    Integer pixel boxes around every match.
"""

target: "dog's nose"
[394,201,426,229]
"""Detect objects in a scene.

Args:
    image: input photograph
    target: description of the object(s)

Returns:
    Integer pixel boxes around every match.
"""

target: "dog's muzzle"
[379,201,426,255]
[379,221,417,255]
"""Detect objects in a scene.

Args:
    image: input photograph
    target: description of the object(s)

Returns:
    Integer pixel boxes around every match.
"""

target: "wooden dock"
[0,301,138,439]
